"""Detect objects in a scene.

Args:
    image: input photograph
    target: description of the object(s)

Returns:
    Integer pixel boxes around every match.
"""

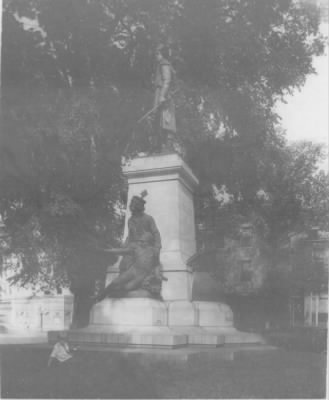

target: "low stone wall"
[0,300,11,333]
[6,295,73,332]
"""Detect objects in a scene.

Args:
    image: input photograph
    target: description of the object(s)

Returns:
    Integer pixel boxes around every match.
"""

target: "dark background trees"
[0,0,327,304]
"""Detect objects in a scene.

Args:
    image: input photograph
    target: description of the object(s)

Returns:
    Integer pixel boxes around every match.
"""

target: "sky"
[277,22,329,171]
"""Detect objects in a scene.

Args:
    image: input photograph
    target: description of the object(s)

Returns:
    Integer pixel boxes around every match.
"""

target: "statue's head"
[129,196,146,214]
[130,190,148,214]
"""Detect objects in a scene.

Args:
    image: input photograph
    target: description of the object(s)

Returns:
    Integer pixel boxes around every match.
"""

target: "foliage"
[287,231,329,294]
[0,0,327,292]
[215,237,268,296]
[2,0,325,148]
[1,92,122,291]
[197,140,328,295]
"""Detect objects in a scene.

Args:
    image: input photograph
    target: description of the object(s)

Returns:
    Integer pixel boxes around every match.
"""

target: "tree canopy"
[0,0,327,293]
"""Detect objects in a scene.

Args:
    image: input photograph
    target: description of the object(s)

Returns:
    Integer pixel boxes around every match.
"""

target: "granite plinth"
[121,154,199,301]
[47,298,262,347]
[202,327,265,344]
[167,300,198,326]
[170,326,225,347]
[48,327,224,348]
[194,301,234,328]
[48,327,187,348]
[90,298,167,327]
[47,297,261,348]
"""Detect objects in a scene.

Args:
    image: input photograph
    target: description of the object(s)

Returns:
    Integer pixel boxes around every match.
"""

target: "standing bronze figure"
[153,45,176,152]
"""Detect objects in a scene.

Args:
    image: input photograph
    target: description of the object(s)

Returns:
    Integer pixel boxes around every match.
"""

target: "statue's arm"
[102,247,132,255]
[149,216,162,253]
[123,218,132,246]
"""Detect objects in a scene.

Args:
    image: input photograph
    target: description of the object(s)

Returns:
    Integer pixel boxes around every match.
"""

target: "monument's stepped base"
[48,298,264,348]
[48,327,264,348]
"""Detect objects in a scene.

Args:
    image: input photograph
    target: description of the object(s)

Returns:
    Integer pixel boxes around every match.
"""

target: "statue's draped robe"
[118,213,163,296]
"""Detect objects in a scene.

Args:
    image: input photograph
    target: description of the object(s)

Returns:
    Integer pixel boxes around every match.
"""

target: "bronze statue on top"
[153,45,177,152]
[138,45,177,153]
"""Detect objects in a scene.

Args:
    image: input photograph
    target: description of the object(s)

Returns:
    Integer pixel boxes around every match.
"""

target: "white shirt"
[50,341,72,363]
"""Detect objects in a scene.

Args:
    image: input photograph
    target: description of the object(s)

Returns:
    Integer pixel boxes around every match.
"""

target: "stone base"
[203,327,265,344]
[90,298,168,327]
[194,301,234,328]
[170,327,225,346]
[48,326,263,348]
[122,153,199,301]
[48,327,187,348]
[48,297,264,348]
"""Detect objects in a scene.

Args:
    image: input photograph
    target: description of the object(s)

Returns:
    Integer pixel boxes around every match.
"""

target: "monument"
[49,45,263,348]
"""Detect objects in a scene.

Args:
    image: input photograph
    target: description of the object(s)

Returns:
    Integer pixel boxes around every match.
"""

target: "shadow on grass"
[1,348,158,398]
[1,346,327,399]
[264,327,327,354]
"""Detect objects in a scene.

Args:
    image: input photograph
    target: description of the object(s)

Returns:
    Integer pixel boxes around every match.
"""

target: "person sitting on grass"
[48,333,77,367]
[94,232,166,302]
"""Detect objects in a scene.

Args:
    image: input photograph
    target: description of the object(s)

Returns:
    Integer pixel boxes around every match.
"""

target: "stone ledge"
[188,334,225,347]
[123,153,199,193]
[48,329,188,348]
[203,328,265,344]
[169,326,225,347]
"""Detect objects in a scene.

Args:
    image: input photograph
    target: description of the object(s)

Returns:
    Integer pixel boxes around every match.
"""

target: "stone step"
[48,326,264,349]
[224,331,265,344]
[203,328,265,344]
[42,339,276,366]
[48,329,188,348]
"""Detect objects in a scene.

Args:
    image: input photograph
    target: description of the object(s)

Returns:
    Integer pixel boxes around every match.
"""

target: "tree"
[289,233,328,296]
[1,92,122,290]
[0,0,326,295]
[256,140,328,260]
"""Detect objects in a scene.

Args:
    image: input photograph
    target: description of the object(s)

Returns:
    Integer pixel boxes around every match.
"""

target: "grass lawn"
[1,345,327,399]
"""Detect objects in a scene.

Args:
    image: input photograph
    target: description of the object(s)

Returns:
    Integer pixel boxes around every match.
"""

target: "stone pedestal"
[48,153,263,348]
[91,298,168,327]
[107,153,198,301]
